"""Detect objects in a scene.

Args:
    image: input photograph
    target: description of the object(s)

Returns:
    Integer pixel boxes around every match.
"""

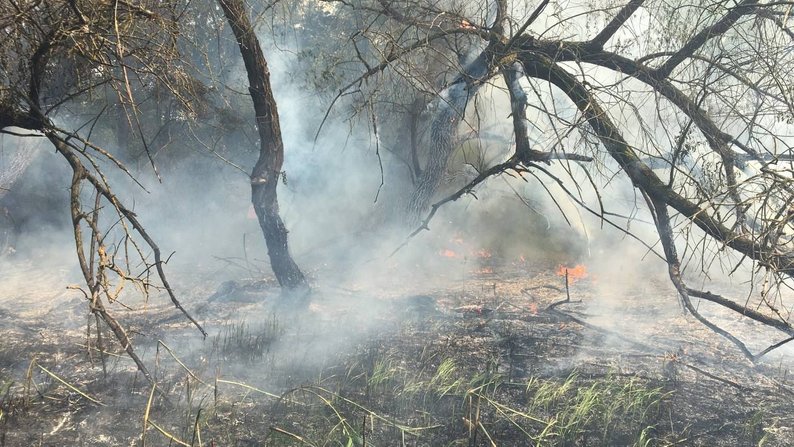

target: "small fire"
[475,267,494,275]
[528,302,538,315]
[440,249,457,258]
[474,249,492,259]
[556,264,588,283]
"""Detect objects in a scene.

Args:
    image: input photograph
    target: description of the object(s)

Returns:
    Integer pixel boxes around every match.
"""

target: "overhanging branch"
[520,53,794,276]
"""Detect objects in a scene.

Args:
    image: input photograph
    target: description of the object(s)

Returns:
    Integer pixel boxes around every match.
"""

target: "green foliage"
[267,351,673,446]
[525,373,669,445]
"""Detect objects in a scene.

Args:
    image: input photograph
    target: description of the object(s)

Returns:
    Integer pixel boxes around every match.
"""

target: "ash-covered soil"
[1,256,792,446]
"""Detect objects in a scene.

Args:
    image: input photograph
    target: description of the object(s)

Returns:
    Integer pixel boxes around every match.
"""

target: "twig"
[545,306,657,352]
[35,363,104,405]
[148,421,191,446]
[521,285,564,293]
[142,381,156,447]
[754,335,794,361]
[269,427,316,446]
[191,408,203,447]
[157,340,206,386]
[681,363,747,391]
[391,159,518,257]
[564,268,570,302]
[215,378,306,406]
[362,414,367,447]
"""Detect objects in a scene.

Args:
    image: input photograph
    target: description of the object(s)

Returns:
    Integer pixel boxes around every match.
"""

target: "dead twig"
[545,306,658,352]
[269,426,316,446]
[681,363,747,391]
[35,363,104,406]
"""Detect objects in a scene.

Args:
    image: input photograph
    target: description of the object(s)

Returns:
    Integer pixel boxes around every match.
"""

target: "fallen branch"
[545,304,658,353]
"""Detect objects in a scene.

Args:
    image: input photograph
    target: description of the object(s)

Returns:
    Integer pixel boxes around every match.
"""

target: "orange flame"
[556,264,588,283]
[474,249,492,258]
[528,302,538,315]
[440,249,457,258]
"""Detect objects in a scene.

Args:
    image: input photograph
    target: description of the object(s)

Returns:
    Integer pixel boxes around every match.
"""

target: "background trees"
[311,0,794,358]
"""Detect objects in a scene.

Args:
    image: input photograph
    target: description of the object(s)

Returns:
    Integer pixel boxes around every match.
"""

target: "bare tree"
[0,0,206,382]
[217,0,309,293]
[318,0,794,359]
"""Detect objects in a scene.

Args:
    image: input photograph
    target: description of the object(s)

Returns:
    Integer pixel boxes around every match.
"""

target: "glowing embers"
[438,234,493,260]
[474,267,494,275]
[528,302,538,316]
[473,249,492,259]
[435,233,498,275]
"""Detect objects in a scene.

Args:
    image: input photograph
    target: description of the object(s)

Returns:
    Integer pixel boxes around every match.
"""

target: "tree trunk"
[218,0,308,292]
[403,0,504,226]
[405,51,490,226]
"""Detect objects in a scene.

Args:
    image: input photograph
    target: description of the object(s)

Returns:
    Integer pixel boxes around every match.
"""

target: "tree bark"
[218,0,308,292]
[404,46,491,225]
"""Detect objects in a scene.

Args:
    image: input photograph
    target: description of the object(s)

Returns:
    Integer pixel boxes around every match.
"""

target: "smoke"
[2,1,792,398]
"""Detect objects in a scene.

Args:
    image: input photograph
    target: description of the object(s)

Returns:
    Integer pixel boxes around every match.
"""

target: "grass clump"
[526,373,669,446]
[211,316,282,363]
[257,350,672,446]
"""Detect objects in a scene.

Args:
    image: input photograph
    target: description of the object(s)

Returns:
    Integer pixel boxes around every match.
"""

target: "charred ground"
[1,257,792,446]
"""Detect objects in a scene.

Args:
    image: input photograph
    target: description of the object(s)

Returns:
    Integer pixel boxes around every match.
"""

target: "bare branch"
[521,53,794,276]
[588,0,646,49]
[686,288,794,335]
[653,0,759,79]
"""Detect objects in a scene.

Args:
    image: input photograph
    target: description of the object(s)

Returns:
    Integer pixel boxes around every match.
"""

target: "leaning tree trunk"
[218,0,308,291]
[404,0,504,226]
[404,51,490,226]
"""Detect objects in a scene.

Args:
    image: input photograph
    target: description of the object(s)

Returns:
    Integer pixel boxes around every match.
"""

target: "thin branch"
[314,28,484,142]
[588,0,646,49]
[504,0,549,51]
[646,192,754,360]
[47,130,207,337]
[685,288,794,335]
[520,53,794,277]
[653,0,759,79]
